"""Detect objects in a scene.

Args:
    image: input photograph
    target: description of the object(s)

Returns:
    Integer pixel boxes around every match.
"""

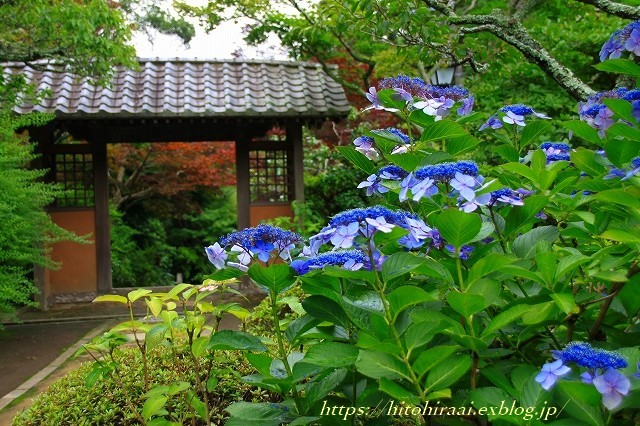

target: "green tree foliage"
[0,0,151,313]
[111,187,238,287]
[189,0,640,115]
[0,0,138,85]
[0,112,81,315]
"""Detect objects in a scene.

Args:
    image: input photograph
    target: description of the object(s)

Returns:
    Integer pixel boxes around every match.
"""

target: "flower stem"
[269,289,302,412]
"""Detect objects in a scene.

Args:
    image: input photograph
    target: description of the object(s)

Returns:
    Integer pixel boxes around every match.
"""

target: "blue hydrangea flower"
[634,362,640,379]
[535,360,572,390]
[624,157,640,179]
[357,174,389,196]
[366,86,382,109]
[409,176,438,201]
[330,223,360,249]
[625,27,640,56]
[450,172,479,202]
[414,96,455,120]
[581,371,595,384]
[399,216,433,249]
[479,115,503,131]
[541,142,571,155]
[445,244,475,260]
[353,136,380,161]
[489,188,524,207]
[600,32,625,61]
[205,243,227,269]
[457,95,475,116]
[378,165,409,180]
[559,342,628,370]
[218,225,303,266]
[501,104,550,120]
[503,110,526,126]
[313,206,433,251]
[593,368,631,410]
[604,168,627,180]
[577,89,640,135]
[379,75,430,98]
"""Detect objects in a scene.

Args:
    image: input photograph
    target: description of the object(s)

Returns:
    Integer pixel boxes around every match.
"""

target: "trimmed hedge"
[13,346,273,426]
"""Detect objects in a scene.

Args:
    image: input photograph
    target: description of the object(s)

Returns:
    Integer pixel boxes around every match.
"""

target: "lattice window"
[53,153,95,208]
[249,149,292,203]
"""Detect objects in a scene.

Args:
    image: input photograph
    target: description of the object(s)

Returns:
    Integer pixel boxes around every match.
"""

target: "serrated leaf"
[302,295,349,328]
[143,395,167,421]
[513,226,559,259]
[554,382,605,426]
[501,162,537,183]
[436,209,482,247]
[145,324,168,352]
[594,58,640,77]
[304,342,359,367]
[571,149,608,176]
[388,286,435,320]
[248,263,297,295]
[381,252,425,282]
[446,135,479,156]
[467,254,514,285]
[594,189,640,209]
[284,315,319,344]
[504,195,549,236]
[562,120,603,145]
[379,377,420,405]
[356,350,411,380]
[483,304,534,336]
[412,345,459,379]
[128,288,152,302]
[425,354,471,392]
[604,136,640,167]
[520,121,552,148]
[447,292,486,317]
[304,368,348,407]
[551,293,578,315]
[495,144,520,162]
[420,120,468,143]
[336,146,376,174]
[207,330,267,352]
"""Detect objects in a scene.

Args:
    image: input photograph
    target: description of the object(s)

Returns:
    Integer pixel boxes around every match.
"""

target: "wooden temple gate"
[5,59,350,307]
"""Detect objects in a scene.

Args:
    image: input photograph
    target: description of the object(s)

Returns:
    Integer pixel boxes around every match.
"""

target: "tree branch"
[573,0,640,20]
[421,0,595,100]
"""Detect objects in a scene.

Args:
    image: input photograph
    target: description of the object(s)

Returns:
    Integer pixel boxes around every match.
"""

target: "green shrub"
[13,346,273,426]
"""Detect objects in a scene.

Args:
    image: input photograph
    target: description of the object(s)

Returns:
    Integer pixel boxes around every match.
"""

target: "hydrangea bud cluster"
[537,342,636,410]
[480,104,550,131]
[541,142,572,163]
[206,225,303,271]
[367,75,474,119]
[600,20,640,61]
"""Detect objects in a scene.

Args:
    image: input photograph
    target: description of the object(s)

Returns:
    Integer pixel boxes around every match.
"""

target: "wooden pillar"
[288,124,305,226]
[235,134,250,230]
[93,137,112,294]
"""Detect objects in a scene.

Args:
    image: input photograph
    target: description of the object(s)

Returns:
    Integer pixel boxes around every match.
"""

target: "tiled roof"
[2,59,351,119]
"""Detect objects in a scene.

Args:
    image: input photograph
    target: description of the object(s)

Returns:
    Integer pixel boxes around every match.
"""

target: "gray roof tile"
[2,59,351,118]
